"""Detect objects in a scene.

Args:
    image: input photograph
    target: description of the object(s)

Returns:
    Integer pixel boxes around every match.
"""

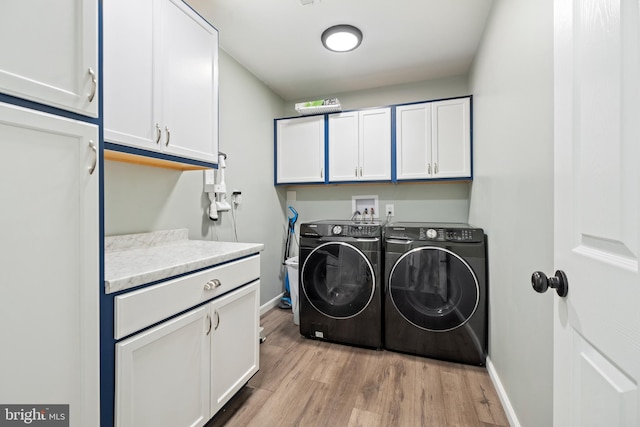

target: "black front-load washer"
[299,220,382,349]
[384,222,488,365]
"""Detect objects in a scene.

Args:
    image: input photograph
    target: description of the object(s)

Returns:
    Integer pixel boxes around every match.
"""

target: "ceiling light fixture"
[321,25,363,53]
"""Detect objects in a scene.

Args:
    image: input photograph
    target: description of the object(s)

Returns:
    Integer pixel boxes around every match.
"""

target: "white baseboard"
[486,356,520,427]
[260,292,283,315]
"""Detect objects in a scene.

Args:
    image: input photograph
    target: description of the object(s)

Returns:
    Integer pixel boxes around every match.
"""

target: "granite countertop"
[105,229,264,294]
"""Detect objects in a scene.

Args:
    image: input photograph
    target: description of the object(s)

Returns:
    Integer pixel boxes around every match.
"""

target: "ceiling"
[187,0,495,102]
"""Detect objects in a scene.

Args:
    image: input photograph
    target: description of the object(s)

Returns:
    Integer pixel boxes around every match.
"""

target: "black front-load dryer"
[384,222,487,365]
[299,220,382,349]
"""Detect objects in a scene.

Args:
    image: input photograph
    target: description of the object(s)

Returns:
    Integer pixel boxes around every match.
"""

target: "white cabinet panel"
[396,103,433,179]
[0,0,98,117]
[328,107,391,182]
[432,98,471,179]
[103,0,155,149]
[396,97,471,180]
[328,111,359,181]
[276,115,325,184]
[159,0,218,162]
[116,306,210,427]
[210,281,260,415]
[0,102,99,426]
[360,108,392,181]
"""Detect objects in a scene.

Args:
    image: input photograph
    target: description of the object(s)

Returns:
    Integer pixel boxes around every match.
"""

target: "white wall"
[468,1,554,426]
[284,75,469,115]
[104,49,287,306]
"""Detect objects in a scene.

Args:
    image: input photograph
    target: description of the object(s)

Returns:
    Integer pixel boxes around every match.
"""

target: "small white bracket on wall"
[352,195,379,219]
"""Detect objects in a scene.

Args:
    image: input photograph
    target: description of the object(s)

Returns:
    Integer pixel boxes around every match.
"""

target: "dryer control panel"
[385,222,484,243]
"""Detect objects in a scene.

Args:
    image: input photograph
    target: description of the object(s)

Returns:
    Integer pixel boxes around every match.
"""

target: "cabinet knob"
[88,141,97,175]
[155,124,162,144]
[205,314,212,335]
[87,68,97,103]
[204,279,222,291]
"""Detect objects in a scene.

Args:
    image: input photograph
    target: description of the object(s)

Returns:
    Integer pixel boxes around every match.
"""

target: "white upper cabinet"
[396,97,471,180]
[104,0,219,164]
[275,115,326,184]
[0,0,98,117]
[328,108,391,182]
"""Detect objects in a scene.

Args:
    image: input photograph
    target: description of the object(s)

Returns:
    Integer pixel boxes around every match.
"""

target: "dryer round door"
[301,241,376,319]
[389,246,479,332]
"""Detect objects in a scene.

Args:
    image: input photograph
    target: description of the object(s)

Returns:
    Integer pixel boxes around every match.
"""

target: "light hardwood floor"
[207,308,509,427]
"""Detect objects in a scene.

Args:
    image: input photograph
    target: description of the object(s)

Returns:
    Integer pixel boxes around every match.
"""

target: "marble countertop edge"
[104,230,264,294]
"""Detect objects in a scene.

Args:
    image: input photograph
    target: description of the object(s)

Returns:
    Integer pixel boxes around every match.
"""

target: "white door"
[210,281,260,415]
[431,98,471,179]
[552,0,640,425]
[0,102,99,427]
[116,306,210,427]
[359,107,391,181]
[0,0,98,117]
[328,111,359,181]
[159,0,218,163]
[276,115,325,184]
[395,102,433,180]
[103,0,156,150]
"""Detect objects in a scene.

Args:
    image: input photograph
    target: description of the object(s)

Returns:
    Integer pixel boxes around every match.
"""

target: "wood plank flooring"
[206,308,509,427]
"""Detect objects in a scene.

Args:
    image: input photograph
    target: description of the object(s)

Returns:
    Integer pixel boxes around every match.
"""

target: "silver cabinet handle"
[204,279,222,291]
[205,314,212,335]
[88,141,97,175]
[165,126,170,146]
[320,167,323,178]
[213,310,220,330]
[427,163,432,174]
[155,124,162,144]
[355,167,358,177]
[87,68,97,102]
[434,163,439,175]
[359,166,363,177]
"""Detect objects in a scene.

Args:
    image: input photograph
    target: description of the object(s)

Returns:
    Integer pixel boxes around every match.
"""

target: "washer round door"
[389,246,479,332]
[301,241,376,319]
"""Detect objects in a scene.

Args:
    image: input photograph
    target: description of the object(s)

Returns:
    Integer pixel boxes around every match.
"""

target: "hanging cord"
[231,199,239,242]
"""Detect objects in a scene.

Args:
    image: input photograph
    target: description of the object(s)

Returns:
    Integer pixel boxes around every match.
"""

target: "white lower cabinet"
[210,281,260,415]
[115,280,260,427]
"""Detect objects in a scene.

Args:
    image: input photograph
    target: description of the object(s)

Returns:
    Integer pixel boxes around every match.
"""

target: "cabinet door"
[103,0,156,151]
[210,281,260,416]
[116,306,210,427]
[359,108,391,181]
[431,98,471,179]
[276,116,325,183]
[395,103,433,180]
[328,111,359,181]
[0,0,98,117]
[159,0,219,163]
[0,102,99,426]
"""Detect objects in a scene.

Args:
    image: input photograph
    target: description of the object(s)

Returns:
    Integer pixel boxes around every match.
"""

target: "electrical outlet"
[386,204,395,217]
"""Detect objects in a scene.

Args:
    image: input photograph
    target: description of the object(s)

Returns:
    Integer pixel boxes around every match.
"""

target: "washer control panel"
[301,221,381,238]
[418,227,479,242]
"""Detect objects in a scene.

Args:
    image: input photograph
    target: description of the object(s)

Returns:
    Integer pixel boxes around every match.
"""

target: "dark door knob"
[531,270,568,297]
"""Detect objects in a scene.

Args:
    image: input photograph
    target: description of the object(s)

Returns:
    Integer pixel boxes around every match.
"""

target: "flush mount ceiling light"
[321,24,363,52]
